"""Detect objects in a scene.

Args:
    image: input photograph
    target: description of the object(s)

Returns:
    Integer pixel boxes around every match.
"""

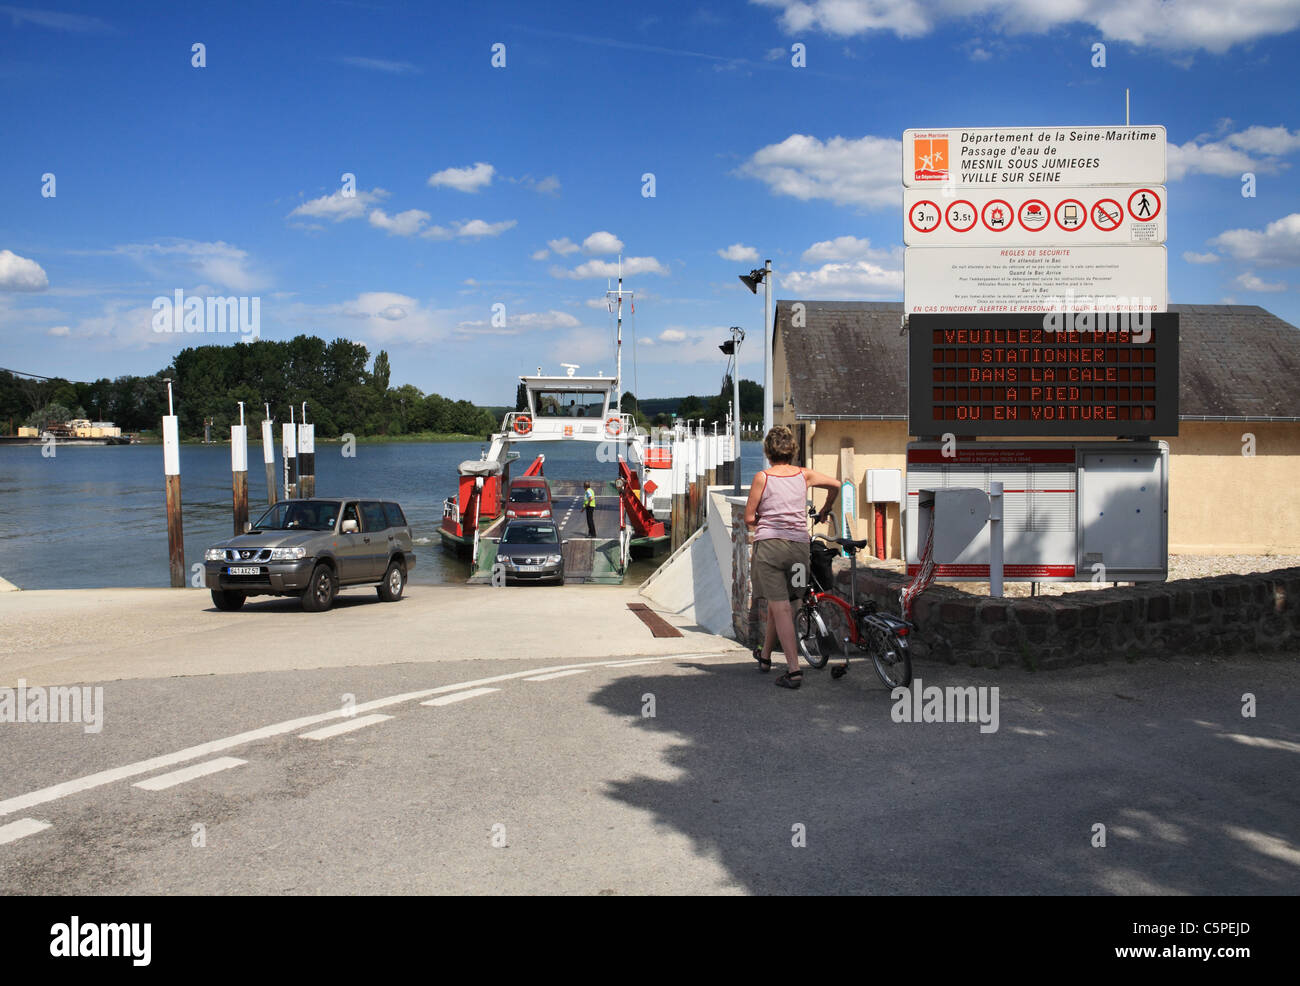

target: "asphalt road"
[1,587,1296,894]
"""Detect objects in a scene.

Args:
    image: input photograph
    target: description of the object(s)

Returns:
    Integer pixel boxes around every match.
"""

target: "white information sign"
[904,185,1165,246]
[904,245,1167,314]
[904,126,1166,187]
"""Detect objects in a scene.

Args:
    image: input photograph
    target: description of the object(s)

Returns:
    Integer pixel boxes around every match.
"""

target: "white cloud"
[110,240,268,293]
[368,208,432,237]
[1235,271,1288,292]
[552,256,670,279]
[548,237,580,255]
[583,231,625,255]
[327,292,452,343]
[659,329,687,342]
[1167,140,1268,180]
[46,324,70,336]
[1182,251,1220,264]
[0,249,49,291]
[718,243,760,262]
[427,162,495,193]
[338,56,421,74]
[750,0,1300,53]
[780,260,903,298]
[1226,125,1300,156]
[738,133,902,209]
[531,249,550,261]
[1211,213,1300,266]
[288,187,387,223]
[457,309,583,335]
[585,297,612,309]
[801,235,897,263]
[456,218,517,238]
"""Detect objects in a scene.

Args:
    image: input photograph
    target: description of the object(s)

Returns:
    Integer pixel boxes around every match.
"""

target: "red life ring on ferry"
[514,415,533,435]
[605,416,622,436]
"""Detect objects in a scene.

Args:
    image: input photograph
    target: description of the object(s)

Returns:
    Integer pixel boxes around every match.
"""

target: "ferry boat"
[439,265,676,582]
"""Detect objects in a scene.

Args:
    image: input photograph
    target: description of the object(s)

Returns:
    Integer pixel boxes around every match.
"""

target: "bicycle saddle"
[833,537,868,551]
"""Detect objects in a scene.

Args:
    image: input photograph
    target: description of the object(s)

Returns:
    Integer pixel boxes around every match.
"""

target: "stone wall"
[837,565,1300,670]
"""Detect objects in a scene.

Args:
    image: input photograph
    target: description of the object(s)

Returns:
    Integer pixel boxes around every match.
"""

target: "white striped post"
[261,407,276,505]
[162,380,184,587]
[231,401,248,535]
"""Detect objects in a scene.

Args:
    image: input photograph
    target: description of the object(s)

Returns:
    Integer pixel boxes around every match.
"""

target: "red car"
[505,477,553,520]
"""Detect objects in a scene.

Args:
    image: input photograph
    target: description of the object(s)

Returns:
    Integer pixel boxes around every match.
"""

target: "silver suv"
[204,498,417,612]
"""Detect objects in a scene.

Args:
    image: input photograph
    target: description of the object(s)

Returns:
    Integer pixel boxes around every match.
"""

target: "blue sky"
[2,0,1299,405]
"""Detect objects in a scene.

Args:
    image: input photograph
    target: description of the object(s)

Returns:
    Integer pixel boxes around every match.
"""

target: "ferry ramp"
[468,480,625,585]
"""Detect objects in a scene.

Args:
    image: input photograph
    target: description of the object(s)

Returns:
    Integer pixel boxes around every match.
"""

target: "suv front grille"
[225,548,272,562]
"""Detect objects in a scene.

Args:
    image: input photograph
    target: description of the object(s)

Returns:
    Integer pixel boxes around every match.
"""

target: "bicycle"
[794,509,914,689]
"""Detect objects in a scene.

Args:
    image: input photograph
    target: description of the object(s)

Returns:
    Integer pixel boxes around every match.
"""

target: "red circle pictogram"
[945,199,977,232]
[980,199,1014,233]
[1127,188,1161,222]
[1091,198,1123,232]
[1054,198,1088,232]
[908,200,942,234]
[1018,199,1050,232]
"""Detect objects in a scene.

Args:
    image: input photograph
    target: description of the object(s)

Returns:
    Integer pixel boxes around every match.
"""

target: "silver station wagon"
[204,498,417,612]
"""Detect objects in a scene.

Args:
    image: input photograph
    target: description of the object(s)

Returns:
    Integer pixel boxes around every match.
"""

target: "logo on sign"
[913,136,949,182]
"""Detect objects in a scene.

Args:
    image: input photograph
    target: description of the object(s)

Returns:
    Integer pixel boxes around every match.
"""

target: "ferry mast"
[606,256,633,420]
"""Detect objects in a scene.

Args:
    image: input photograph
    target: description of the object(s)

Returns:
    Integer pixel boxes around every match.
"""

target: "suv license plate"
[228,566,260,575]
[516,565,542,572]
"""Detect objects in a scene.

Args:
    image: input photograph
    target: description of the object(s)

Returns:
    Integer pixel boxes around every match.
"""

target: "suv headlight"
[269,546,306,561]
[499,555,515,567]
[205,547,226,561]
[540,509,552,518]
[546,554,563,564]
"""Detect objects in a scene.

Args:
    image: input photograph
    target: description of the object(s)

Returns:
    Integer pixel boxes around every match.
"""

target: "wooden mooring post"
[162,379,185,588]
[231,401,248,535]
[261,405,276,505]
[282,410,298,500]
[297,404,315,498]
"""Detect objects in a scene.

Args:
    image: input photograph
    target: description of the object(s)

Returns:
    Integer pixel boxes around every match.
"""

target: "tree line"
[1,336,497,439]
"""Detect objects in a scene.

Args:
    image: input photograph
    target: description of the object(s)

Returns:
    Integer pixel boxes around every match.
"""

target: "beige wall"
[1165,422,1300,554]
[786,415,1300,557]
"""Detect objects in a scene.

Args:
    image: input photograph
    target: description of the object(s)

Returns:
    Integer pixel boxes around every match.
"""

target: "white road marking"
[0,652,735,820]
[133,757,247,792]
[421,687,500,706]
[603,658,669,668]
[0,818,51,845]
[299,713,393,741]
[524,669,589,682]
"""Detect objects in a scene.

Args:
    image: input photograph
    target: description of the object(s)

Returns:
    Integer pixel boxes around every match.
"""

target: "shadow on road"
[586,658,1299,894]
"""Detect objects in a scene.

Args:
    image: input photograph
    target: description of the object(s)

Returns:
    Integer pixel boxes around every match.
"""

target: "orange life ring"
[514,415,533,435]
[605,416,622,436]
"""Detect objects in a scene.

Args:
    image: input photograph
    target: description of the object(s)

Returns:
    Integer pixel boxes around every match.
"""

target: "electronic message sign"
[908,313,1179,437]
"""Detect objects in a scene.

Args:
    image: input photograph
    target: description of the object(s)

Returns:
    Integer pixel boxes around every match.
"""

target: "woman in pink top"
[744,426,841,689]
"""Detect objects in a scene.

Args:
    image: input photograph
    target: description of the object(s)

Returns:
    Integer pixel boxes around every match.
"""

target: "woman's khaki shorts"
[752,538,811,602]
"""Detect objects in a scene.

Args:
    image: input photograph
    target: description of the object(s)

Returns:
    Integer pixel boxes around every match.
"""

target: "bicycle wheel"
[866,626,913,689]
[796,598,850,669]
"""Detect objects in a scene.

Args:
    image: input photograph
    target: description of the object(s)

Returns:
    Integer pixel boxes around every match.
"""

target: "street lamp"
[720,327,744,494]
[738,260,774,438]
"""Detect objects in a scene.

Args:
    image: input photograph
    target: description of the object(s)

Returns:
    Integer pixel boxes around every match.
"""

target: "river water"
[0,440,765,589]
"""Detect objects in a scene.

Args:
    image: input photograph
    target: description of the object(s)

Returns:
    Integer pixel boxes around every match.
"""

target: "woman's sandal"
[752,646,771,672]
[775,670,803,689]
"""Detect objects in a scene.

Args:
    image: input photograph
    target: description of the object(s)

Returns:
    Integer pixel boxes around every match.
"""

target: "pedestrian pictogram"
[945,200,977,232]
[980,199,1014,233]
[908,200,941,233]
[1128,187,1161,221]
[1055,198,1087,232]
[1092,198,1123,232]
[1018,199,1050,232]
